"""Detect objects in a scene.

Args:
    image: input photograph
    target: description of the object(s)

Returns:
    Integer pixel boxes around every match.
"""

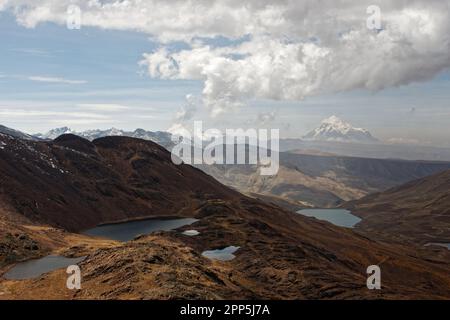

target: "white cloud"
[28,76,87,84]
[142,23,450,115]
[174,94,198,122]
[167,94,199,135]
[0,109,108,119]
[2,0,450,115]
[77,103,130,111]
[167,122,188,136]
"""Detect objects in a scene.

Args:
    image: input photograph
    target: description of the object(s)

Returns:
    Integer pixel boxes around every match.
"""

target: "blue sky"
[1,10,450,147]
[0,12,201,133]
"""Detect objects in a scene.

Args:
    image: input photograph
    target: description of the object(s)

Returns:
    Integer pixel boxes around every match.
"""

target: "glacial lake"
[83,217,198,242]
[4,255,85,280]
[297,209,361,228]
[202,246,240,261]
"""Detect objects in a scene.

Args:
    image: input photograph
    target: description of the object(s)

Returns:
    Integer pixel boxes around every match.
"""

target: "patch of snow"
[303,115,378,143]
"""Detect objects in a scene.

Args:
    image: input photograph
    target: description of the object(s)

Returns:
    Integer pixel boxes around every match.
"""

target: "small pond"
[202,246,240,261]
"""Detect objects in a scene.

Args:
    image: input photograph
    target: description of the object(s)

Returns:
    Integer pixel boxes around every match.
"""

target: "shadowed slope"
[345,169,450,244]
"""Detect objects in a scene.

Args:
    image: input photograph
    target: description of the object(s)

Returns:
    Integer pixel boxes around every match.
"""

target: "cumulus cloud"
[174,94,198,122]
[3,0,450,115]
[142,22,450,115]
[167,94,199,135]
[167,122,188,136]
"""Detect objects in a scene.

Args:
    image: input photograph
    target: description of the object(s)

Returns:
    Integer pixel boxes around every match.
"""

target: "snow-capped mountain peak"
[303,116,378,143]
[35,127,75,140]
[104,128,124,136]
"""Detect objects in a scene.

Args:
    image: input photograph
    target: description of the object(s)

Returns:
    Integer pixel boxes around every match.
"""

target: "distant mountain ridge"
[303,116,378,143]
[35,127,173,148]
[3,123,450,162]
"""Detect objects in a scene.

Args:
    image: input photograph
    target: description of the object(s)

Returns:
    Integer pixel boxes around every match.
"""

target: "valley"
[198,152,450,208]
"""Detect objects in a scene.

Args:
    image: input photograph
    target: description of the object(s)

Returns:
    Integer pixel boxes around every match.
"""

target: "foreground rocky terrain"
[1,132,450,299]
[3,197,450,299]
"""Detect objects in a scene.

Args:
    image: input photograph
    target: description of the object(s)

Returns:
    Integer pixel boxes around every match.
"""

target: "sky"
[0,1,450,147]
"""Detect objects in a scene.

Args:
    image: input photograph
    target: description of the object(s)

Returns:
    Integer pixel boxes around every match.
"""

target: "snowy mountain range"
[2,122,450,161]
[34,127,76,140]
[303,116,379,143]
[34,127,173,148]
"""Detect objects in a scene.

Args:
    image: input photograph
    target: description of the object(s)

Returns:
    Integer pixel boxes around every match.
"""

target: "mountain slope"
[0,125,36,141]
[303,116,378,143]
[0,133,234,231]
[345,169,450,244]
[1,133,450,299]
